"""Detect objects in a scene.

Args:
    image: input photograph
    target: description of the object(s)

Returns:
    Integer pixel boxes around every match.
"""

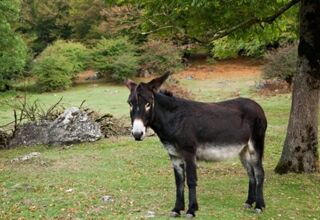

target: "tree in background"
[19,0,142,55]
[126,0,299,57]
[19,0,72,54]
[0,0,27,91]
[275,0,320,173]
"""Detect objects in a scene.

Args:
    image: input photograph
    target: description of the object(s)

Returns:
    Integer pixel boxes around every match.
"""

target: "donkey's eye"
[128,102,133,110]
[145,102,151,111]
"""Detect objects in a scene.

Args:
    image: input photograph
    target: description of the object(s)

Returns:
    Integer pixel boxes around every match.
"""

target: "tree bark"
[275,0,320,174]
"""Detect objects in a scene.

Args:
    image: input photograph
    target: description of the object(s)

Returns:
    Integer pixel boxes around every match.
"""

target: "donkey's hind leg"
[251,161,265,213]
[244,139,265,213]
[240,146,256,209]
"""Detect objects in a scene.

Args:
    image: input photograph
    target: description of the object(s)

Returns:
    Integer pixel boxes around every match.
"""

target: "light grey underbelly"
[196,144,246,161]
[163,143,247,162]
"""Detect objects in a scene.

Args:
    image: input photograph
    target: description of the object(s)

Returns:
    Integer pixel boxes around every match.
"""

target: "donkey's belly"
[196,144,246,162]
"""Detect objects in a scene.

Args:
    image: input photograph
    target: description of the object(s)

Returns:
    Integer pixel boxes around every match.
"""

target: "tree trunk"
[275,0,320,174]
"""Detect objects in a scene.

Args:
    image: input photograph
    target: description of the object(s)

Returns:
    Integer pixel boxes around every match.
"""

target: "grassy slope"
[1,75,320,219]
[0,83,130,125]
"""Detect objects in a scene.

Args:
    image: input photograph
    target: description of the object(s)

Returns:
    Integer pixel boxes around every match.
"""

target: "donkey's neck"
[150,93,182,143]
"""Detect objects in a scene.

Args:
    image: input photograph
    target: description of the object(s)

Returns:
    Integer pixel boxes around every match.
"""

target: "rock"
[0,130,10,149]
[9,122,50,147]
[9,107,102,147]
[48,107,102,145]
[11,152,41,163]
[256,81,266,89]
[101,195,113,203]
[144,211,155,218]
[65,188,74,193]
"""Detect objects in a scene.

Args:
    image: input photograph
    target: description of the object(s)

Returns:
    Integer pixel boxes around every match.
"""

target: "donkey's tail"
[252,112,267,160]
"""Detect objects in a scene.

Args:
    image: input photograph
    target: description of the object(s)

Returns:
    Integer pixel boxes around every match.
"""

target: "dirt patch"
[74,70,99,83]
[176,57,264,80]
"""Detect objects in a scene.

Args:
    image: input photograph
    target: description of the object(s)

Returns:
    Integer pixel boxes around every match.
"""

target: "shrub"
[212,36,268,59]
[36,40,89,75]
[32,40,89,91]
[33,55,73,92]
[140,40,182,75]
[263,44,297,85]
[0,35,27,91]
[90,37,139,81]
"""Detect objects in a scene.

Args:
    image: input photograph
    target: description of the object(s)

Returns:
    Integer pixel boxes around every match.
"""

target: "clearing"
[0,58,319,219]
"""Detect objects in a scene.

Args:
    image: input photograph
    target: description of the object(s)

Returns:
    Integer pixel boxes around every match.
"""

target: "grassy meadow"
[0,68,320,219]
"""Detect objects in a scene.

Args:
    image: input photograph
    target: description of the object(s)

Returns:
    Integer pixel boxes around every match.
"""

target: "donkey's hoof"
[243,203,252,209]
[185,213,195,218]
[170,211,180,218]
[254,208,263,214]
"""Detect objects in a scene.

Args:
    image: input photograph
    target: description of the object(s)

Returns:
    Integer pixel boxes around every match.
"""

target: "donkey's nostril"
[132,131,144,141]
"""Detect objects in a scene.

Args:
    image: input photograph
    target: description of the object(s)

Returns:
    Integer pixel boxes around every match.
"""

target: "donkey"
[125,72,267,218]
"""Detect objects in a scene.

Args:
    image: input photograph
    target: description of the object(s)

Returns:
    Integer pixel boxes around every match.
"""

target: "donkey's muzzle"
[132,131,144,141]
[131,119,146,141]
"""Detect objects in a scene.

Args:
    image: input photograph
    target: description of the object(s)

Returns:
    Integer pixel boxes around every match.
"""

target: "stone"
[48,107,102,145]
[144,211,155,218]
[11,152,41,163]
[65,188,74,193]
[101,195,113,203]
[9,122,50,147]
[9,107,102,147]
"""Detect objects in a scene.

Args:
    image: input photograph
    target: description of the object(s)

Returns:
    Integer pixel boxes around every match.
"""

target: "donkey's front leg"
[184,153,198,218]
[170,156,186,217]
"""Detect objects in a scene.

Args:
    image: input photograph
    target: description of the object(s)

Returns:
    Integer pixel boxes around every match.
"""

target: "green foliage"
[140,39,182,75]
[0,0,27,91]
[37,40,89,74]
[32,40,89,91]
[263,44,298,84]
[127,0,299,58]
[212,34,272,59]
[33,55,73,92]
[67,0,107,40]
[212,9,298,59]
[20,0,73,54]
[90,37,139,81]
[19,0,141,54]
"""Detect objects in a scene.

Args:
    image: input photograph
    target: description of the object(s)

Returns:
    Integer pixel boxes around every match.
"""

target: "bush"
[140,40,182,75]
[0,35,27,91]
[263,44,297,85]
[90,37,139,81]
[212,36,268,59]
[36,40,89,75]
[33,55,73,92]
[32,40,89,91]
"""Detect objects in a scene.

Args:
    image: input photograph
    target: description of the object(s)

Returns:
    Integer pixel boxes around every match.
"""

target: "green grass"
[1,74,320,219]
[0,83,130,125]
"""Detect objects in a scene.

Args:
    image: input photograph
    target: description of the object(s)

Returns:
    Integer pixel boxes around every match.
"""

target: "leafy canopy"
[117,0,299,57]
[0,0,27,90]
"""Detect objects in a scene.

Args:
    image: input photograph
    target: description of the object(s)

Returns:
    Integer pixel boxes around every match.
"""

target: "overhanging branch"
[212,0,300,41]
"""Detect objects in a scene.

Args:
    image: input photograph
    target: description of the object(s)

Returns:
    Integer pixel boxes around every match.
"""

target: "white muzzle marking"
[132,119,146,140]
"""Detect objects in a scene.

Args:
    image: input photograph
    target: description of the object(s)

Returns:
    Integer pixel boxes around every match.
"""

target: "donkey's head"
[125,72,170,141]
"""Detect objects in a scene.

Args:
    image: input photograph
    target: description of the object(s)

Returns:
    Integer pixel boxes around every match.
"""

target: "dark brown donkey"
[125,72,267,218]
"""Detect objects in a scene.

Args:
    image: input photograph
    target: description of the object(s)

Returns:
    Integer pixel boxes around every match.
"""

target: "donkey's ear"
[124,79,137,91]
[148,71,170,91]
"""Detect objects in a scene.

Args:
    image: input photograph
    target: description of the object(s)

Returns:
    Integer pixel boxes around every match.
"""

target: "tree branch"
[141,25,175,35]
[212,0,300,40]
